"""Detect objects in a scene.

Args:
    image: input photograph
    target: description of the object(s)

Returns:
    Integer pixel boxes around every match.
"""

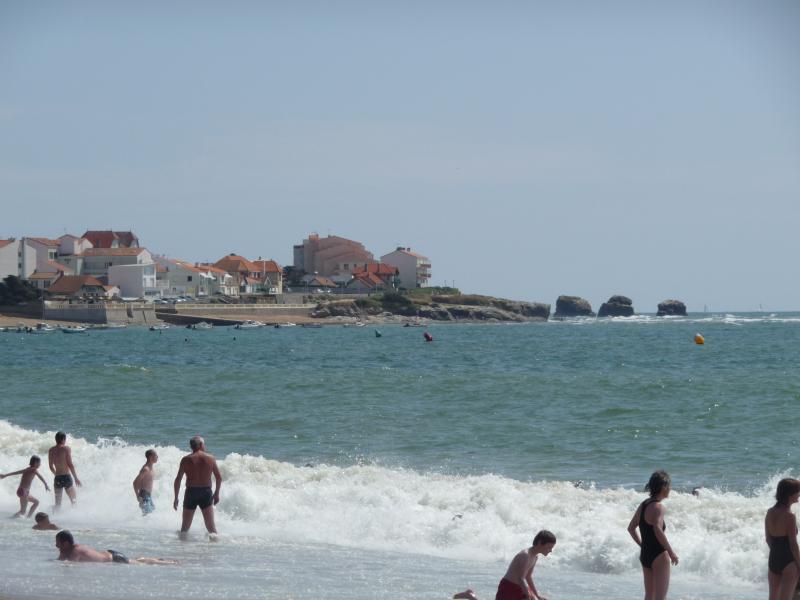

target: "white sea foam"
[0,420,780,589]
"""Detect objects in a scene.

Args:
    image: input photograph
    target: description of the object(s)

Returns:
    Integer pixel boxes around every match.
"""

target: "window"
[187,275,193,282]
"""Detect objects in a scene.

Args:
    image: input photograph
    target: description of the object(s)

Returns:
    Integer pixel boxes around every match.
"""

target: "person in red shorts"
[454,530,556,600]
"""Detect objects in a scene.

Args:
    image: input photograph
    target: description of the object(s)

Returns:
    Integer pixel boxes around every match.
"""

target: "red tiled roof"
[310,276,337,287]
[82,230,139,248]
[350,272,384,287]
[47,275,106,295]
[27,272,60,280]
[214,254,258,274]
[46,260,72,272]
[82,248,146,257]
[352,263,398,276]
[252,259,282,273]
[27,237,60,246]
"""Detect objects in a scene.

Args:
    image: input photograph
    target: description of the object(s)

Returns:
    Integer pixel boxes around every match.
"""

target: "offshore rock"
[554,295,595,318]
[598,295,634,317]
[657,299,687,316]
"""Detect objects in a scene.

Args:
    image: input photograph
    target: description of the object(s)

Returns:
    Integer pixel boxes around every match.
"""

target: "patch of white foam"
[0,420,784,587]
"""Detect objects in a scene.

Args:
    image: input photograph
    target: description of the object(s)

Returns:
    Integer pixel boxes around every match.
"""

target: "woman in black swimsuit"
[765,478,800,600]
[627,470,679,600]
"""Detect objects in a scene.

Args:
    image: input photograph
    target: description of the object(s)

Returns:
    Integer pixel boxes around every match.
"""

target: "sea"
[1,313,798,599]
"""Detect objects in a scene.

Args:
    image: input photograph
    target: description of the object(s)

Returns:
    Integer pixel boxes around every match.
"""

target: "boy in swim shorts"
[453,530,556,600]
[0,456,50,518]
[132,449,158,515]
[48,431,82,508]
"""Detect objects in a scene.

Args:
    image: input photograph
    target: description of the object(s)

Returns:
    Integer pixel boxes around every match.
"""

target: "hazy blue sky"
[1,1,798,311]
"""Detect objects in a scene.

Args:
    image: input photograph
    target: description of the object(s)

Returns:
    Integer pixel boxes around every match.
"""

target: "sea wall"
[43,301,157,324]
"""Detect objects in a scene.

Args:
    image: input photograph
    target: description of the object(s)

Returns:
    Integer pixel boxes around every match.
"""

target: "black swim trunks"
[54,474,73,489]
[107,549,129,564]
[183,486,213,510]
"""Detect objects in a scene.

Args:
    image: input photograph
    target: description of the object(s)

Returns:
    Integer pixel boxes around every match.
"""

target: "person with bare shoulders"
[453,530,556,600]
[48,431,81,508]
[0,455,50,518]
[173,435,222,534]
[133,449,158,515]
[55,530,178,565]
[32,512,59,530]
[627,470,679,600]
[766,478,800,600]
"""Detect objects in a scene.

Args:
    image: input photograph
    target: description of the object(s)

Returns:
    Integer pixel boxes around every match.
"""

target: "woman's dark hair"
[532,530,556,546]
[645,470,671,498]
[775,478,800,506]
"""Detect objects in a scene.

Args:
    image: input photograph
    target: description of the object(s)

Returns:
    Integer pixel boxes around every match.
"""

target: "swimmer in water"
[32,512,59,530]
[55,531,178,565]
[0,456,50,518]
[132,449,158,515]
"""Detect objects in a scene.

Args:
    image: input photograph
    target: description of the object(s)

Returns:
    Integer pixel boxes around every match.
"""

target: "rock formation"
[554,295,595,318]
[657,299,687,316]
[598,295,634,317]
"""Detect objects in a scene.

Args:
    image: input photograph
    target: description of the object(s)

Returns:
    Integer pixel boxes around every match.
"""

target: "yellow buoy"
[694,333,705,345]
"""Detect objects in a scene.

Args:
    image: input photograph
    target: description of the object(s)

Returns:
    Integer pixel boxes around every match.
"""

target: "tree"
[0,276,42,305]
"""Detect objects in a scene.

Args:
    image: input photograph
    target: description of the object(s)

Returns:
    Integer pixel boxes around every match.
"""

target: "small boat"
[355,322,366,327]
[235,320,264,329]
[149,323,170,331]
[91,322,128,330]
[302,323,322,328]
[61,326,87,334]
[193,322,213,330]
[283,322,297,327]
[29,323,56,334]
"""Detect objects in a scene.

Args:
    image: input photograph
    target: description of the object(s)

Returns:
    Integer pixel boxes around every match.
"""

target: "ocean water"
[1,313,798,599]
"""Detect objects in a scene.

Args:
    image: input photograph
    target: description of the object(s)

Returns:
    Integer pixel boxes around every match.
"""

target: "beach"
[1,314,798,598]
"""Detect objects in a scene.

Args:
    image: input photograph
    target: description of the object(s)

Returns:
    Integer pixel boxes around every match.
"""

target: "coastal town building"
[107,262,159,299]
[81,247,154,280]
[351,263,399,288]
[154,257,221,297]
[0,239,19,281]
[381,247,431,289]
[18,237,61,278]
[251,259,283,295]
[45,275,118,300]
[212,254,282,295]
[346,271,386,293]
[292,233,375,278]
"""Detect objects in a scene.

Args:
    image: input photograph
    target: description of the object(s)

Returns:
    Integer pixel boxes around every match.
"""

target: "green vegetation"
[0,276,41,305]
[404,286,460,297]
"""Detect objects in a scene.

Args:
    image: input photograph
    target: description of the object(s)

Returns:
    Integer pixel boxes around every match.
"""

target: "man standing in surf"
[173,436,222,535]
[48,431,82,509]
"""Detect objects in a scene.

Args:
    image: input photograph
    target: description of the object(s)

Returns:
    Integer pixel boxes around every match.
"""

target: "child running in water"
[0,456,50,518]
[454,530,556,600]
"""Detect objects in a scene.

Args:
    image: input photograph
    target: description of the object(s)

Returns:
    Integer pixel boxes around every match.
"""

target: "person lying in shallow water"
[55,530,178,565]
[32,512,59,531]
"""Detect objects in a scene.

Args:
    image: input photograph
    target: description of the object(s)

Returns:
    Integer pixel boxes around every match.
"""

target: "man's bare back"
[180,452,215,487]
[48,445,71,476]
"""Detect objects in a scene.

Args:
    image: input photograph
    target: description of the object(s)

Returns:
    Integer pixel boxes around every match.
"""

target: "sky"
[1,1,798,311]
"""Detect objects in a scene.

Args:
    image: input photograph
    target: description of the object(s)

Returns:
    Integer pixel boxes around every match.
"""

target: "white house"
[108,262,160,299]
[81,247,153,279]
[154,257,218,297]
[380,247,431,289]
[0,239,20,281]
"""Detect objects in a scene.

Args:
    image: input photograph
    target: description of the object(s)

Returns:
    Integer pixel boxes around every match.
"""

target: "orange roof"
[252,259,282,273]
[352,263,397,276]
[27,237,60,246]
[82,248,146,257]
[47,275,106,294]
[213,254,258,274]
[351,272,384,287]
[46,260,72,272]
